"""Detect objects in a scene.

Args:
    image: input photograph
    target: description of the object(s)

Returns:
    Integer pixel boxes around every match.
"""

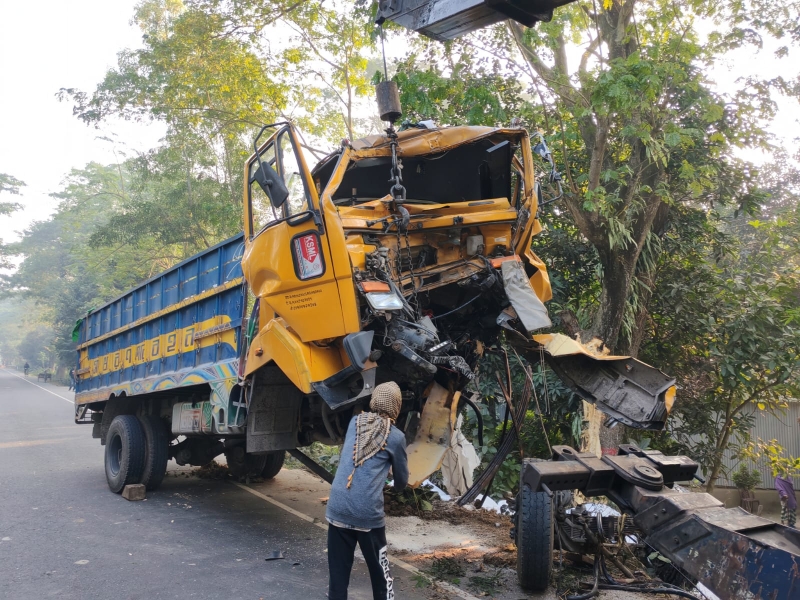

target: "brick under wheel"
[261,451,285,480]
[516,483,554,591]
[105,415,146,493]
[138,415,169,491]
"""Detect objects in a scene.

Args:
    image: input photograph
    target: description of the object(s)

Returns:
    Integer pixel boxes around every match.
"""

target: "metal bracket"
[312,367,377,411]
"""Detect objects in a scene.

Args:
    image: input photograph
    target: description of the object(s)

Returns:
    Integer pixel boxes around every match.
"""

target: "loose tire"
[516,483,554,591]
[139,415,169,491]
[105,415,146,493]
[224,440,267,478]
[261,451,285,480]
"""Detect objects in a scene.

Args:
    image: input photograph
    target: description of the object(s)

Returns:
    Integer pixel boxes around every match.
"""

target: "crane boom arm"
[375,0,579,41]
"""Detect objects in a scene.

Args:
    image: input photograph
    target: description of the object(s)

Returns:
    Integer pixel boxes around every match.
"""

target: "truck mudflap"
[531,333,676,431]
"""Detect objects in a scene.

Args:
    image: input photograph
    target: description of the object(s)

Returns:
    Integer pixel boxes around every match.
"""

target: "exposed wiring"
[431,294,481,321]
[566,554,600,600]
[460,394,484,447]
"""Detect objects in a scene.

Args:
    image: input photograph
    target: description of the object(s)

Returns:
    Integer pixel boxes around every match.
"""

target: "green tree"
[642,202,800,491]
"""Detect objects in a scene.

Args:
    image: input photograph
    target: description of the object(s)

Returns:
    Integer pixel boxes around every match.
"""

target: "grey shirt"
[326,416,409,530]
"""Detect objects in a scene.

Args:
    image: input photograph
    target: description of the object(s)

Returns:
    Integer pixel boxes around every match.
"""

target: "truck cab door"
[242,125,349,342]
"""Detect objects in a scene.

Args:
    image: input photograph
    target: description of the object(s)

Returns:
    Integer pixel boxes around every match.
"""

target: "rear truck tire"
[224,440,267,478]
[516,483,554,592]
[139,415,169,491]
[261,451,286,480]
[105,415,146,494]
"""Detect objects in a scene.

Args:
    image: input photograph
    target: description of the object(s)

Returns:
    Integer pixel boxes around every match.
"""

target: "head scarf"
[346,382,402,488]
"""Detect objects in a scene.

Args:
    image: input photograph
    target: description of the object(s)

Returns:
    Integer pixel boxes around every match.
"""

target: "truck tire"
[224,440,267,478]
[139,415,169,491]
[261,451,285,480]
[516,484,553,591]
[105,415,146,493]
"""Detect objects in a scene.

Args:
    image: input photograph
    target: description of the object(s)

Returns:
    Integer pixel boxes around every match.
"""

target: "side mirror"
[253,161,289,208]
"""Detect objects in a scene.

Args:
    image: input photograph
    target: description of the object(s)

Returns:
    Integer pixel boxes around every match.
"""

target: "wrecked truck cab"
[239,123,675,485]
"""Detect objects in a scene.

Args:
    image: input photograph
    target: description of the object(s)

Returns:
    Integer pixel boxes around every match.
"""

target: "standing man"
[775,470,797,528]
[326,382,408,600]
[68,368,76,391]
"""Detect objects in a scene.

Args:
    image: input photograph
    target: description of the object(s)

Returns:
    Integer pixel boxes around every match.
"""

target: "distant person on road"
[775,471,797,528]
[68,368,76,391]
[23,362,29,376]
[326,381,408,600]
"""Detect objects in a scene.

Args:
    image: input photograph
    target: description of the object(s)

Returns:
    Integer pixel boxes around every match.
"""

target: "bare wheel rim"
[108,432,122,476]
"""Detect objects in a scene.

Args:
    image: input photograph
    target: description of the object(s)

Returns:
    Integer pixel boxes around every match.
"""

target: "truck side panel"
[75,234,246,434]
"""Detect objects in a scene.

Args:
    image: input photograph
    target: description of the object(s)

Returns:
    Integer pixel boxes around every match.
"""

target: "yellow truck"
[74,121,675,492]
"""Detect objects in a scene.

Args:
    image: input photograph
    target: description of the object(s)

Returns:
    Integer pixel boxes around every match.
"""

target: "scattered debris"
[74,560,89,565]
[411,573,431,588]
[429,556,465,583]
[194,462,229,480]
[482,545,516,568]
[468,569,504,596]
[265,550,284,561]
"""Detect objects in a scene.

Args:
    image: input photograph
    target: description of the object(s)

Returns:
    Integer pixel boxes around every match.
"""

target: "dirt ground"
[188,462,689,599]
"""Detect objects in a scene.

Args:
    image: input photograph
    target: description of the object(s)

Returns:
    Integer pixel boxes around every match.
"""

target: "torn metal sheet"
[533,333,676,431]
[501,259,551,332]
[440,414,481,496]
[406,382,459,488]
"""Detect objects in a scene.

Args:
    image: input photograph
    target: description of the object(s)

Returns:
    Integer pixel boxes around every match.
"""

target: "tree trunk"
[706,420,734,494]
[588,247,637,350]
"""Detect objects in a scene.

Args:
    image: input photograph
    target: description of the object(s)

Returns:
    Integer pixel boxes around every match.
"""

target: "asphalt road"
[0,369,430,600]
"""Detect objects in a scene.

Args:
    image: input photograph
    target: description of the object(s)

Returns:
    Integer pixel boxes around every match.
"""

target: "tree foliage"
[641,199,800,489]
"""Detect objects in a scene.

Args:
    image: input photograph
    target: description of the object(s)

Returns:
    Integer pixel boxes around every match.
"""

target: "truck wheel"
[139,415,169,491]
[516,484,554,591]
[224,440,267,478]
[105,415,146,493]
[261,451,285,480]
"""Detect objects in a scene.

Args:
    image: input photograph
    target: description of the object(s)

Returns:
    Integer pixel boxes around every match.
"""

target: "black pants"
[327,524,393,600]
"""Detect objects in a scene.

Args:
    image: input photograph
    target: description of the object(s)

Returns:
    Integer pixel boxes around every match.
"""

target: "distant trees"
[0,172,23,269]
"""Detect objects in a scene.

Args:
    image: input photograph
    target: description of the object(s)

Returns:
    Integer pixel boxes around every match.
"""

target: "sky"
[0,2,798,251]
[0,0,163,246]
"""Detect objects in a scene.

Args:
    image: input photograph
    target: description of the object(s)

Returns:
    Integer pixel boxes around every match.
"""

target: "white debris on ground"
[475,495,508,514]
[419,479,511,514]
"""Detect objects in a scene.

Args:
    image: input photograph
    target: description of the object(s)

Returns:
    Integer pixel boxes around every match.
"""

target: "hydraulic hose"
[460,395,484,447]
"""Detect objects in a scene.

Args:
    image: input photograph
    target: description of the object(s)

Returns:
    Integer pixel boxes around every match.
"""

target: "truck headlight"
[365,292,404,311]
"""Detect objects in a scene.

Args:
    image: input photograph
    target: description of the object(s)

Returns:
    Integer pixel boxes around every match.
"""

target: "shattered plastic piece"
[475,496,508,514]
[265,551,285,561]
